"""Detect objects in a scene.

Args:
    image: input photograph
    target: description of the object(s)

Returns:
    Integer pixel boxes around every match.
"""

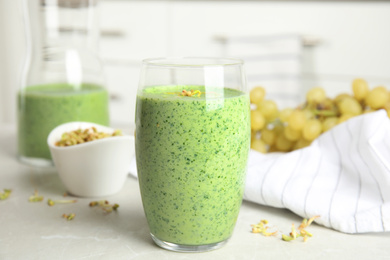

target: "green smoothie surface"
[18,83,109,160]
[136,85,250,245]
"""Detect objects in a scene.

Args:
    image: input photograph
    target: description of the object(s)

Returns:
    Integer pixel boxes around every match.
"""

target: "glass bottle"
[18,0,109,166]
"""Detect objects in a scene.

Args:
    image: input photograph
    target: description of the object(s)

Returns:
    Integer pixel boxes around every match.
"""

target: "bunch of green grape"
[250,78,390,153]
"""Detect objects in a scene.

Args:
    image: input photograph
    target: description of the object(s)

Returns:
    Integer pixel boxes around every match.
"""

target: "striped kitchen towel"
[244,109,390,233]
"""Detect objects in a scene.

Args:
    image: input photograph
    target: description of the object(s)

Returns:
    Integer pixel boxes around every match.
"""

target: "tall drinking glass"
[135,57,250,252]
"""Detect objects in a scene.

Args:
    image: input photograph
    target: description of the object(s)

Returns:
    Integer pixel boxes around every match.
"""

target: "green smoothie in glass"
[136,85,250,247]
[18,83,109,161]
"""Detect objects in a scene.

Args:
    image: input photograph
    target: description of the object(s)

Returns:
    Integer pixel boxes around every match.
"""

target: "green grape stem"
[311,109,338,117]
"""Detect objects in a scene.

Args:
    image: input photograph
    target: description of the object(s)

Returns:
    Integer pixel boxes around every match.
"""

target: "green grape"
[352,78,369,101]
[272,123,284,135]
[248,78,388,154]
[250,86,266,105]
[258,100,278,120]
[268,145,278,153]
[275,134,294,152]
[306,87,326,104]
[365,86,388,109]
[251,110,266,131]
[294,138,312,150]
[334,93,352,104]
[279,108,293,123]
[260,128,276,145]
[251,138,267,153]
[284,126,301,141]
[383,101,390,113]
[320,98,336,111]
[322,117,338,132]
[303,109,315,120]
[338,97,362,116]
[288,110,306,131]
[302,119,322,141]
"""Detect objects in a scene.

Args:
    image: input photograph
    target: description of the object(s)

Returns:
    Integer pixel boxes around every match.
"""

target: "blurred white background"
[1,0,389,128]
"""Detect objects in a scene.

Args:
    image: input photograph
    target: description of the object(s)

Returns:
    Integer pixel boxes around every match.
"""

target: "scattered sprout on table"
[62,213,76,221]
[28,189,44,202]
[89,200,119,213]
[0,189,11,200]
[251,219,278,237]
[48,198,77,206]
[251,215,320,242]
[282,215,320,242]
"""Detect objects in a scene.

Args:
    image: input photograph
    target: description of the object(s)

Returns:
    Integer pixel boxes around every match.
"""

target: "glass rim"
[142,57,244,67]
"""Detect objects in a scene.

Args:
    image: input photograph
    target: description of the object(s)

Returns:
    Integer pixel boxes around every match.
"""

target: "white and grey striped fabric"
[244,109,390,233]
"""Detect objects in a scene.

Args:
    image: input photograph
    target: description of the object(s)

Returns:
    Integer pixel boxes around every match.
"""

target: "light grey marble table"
[1,124,389,260]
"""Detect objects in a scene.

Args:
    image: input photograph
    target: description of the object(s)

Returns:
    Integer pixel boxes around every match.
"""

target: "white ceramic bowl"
[47,122,135,197]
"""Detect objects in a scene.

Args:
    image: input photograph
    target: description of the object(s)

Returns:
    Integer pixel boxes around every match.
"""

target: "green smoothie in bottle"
[18,83,109,161]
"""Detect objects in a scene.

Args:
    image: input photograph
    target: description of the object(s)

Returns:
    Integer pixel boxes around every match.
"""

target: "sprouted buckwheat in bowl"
[47,122,135,197]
